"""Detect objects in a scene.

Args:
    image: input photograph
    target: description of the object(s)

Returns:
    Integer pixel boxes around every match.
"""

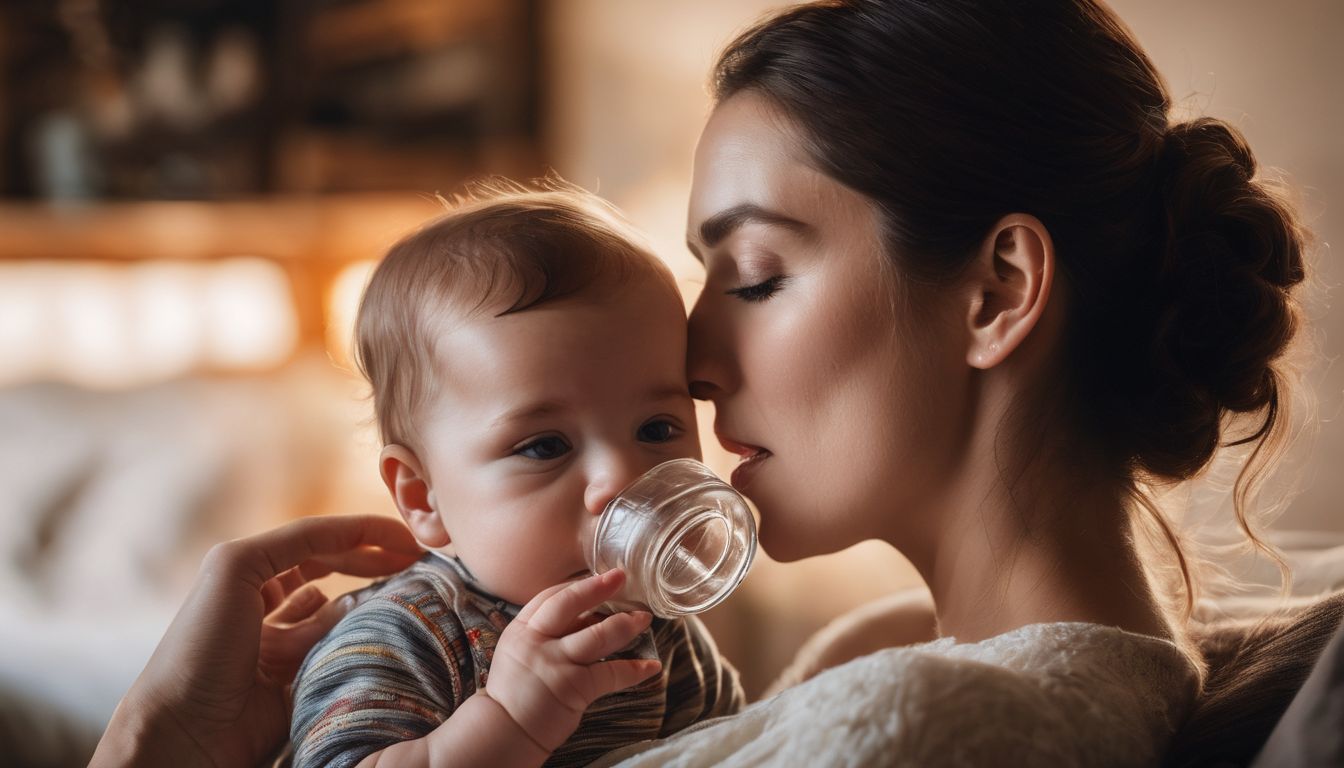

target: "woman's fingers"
[259,589,358,683]
[298,544,427,581]
[561,610,653,662]
[523,570,626,635]
[275,566,309,595]
[261,566,311,613]
[212,515,422,592]
[267,583,328,624]
[261,578,287,614]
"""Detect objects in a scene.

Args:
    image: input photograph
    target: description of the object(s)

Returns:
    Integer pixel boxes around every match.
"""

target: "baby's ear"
[379,445,450,548]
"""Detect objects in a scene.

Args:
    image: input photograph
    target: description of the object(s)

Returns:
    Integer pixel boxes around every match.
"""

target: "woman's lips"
[716,433,771,490]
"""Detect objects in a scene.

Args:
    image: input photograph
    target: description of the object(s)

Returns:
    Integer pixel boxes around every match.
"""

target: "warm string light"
[0,259,298,388]
[325,260,379,372]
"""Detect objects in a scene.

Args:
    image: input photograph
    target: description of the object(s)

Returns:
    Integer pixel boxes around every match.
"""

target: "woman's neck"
[913,448,1174,645]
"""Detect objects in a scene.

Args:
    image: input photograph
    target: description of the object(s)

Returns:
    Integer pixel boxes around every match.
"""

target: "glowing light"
[0,259,300,387]
[54,265,135,386]
[326,260,378,372]
[0,265,54,386]
[202,258,298,368]
[128,262,205,379]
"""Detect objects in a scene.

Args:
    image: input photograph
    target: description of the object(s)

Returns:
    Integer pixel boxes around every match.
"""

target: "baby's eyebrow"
[646,385,693,404]
[491,387,690,429]
[491,400,567,428]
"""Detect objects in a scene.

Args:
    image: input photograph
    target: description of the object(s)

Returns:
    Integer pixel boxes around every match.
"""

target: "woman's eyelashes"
[727,274,788,303]
[513,434,571,461]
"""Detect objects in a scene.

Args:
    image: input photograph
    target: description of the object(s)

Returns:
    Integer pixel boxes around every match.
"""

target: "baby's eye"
[637,419,679,444]
[514,435,571,461]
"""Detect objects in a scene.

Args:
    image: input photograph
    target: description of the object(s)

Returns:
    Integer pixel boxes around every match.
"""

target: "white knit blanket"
[595,622,1198,767]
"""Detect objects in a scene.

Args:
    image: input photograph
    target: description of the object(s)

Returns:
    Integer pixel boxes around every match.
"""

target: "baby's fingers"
[586,658,663,700]
[525,569,626,636]
[561,610,654,663]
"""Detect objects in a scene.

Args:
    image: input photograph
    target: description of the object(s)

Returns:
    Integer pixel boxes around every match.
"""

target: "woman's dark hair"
[713,0,1307,615]
[1166,591,1344,765]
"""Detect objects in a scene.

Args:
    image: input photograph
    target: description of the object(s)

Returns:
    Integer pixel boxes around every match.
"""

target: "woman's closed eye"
[727,274,789,303]
[513,434,572,461]
[637,418,682,444]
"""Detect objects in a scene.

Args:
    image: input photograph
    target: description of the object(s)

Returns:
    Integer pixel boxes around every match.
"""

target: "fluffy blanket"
[594,622,1197,767]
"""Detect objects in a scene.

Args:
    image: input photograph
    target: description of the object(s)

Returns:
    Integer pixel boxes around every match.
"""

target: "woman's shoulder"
[946,623,1195,711]
[899,623,1195,713]
[843,622,1197,762]
[943,620,1196,682]
[596,622,1198,768]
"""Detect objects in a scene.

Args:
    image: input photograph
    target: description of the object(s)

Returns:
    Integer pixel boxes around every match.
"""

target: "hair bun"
[1161,119,1305,286]
[1137,117,1306,477]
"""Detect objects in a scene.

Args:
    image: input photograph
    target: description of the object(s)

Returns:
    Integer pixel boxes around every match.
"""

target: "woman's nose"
[686,292,734,401]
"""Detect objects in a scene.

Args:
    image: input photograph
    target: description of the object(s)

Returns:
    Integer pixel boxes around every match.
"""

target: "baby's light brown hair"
[353,179,678,454]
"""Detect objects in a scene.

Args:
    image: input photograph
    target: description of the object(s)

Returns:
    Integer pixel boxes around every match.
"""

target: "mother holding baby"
[94,0,1328,766]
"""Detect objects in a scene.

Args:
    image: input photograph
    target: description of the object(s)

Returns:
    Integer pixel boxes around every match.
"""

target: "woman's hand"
[483,569,663,753]
[91,514,423,768]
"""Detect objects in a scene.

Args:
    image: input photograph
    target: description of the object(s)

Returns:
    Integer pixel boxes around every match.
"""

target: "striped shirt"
[289,553,744,768]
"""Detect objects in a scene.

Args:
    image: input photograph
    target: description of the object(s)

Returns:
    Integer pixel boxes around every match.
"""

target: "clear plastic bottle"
[588,458,757,617]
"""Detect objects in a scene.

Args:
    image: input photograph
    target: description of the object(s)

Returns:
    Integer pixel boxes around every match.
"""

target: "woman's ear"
[379,444,450,548]
[964,214,1054,369]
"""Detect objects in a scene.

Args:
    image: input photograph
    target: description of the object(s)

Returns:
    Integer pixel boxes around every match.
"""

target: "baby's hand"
[483,569,661,753]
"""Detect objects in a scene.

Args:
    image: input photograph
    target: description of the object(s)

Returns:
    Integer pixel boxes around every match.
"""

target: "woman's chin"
[756,518,818,563]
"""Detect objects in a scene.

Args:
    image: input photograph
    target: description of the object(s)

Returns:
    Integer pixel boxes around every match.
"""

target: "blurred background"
[0,1,1340,765]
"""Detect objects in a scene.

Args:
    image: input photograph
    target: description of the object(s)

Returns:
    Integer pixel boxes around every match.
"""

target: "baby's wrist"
[473,687,561,757]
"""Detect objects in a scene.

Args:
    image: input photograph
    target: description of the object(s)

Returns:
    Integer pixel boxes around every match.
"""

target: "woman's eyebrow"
[697,203,809,249]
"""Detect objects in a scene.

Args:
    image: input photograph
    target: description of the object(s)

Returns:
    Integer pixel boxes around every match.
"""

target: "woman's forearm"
[90,694,206,768]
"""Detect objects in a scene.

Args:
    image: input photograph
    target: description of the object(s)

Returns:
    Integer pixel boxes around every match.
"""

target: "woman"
[96,0,1315,765]
[592,0,1305,763]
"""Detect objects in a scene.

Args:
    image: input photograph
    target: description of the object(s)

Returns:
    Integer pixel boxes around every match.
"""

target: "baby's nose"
[583,460,641,518]
[584,476,623,518]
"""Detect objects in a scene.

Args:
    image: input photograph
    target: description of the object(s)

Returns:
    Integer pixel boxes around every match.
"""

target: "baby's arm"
[355,569,661,768]
[351,692,550,767]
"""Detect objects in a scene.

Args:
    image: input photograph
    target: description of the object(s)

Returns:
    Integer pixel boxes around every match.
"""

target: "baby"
[288,182,744,768]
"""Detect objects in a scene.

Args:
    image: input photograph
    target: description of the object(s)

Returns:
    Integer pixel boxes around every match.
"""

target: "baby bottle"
[588,458,757,618]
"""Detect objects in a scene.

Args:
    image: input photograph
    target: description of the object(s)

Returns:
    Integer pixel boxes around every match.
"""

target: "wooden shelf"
[0,194,441,263]
[0,194,445,348]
